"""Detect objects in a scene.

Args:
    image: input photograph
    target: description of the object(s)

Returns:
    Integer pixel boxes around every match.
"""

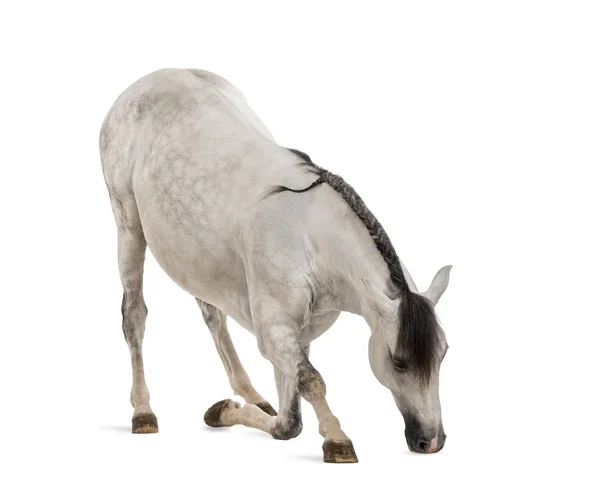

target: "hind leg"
[197,300,277,417]
[111,195,158,434]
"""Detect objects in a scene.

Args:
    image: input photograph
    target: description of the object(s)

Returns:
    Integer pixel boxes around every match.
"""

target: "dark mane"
[277,148,441,385]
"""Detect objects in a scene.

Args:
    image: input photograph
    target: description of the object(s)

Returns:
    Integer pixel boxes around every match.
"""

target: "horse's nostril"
[416,439,429,452]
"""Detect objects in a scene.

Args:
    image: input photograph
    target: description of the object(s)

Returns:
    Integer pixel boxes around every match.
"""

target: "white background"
[1,1,598,491]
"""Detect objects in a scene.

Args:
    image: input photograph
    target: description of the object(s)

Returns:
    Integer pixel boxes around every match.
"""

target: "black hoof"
[132,413,159,434]
[256,401,278,416]
[323,440,358,463]
[204,399,239,427]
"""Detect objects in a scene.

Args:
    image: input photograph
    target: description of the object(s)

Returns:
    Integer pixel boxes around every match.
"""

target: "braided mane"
[272,149,441,384]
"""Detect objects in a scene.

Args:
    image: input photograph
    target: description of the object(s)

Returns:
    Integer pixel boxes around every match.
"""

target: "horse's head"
[366,265,451,454]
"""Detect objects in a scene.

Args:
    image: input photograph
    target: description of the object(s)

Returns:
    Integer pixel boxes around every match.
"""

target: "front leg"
[259,325,358,463]
[202,351,306,442]
[271,366,303,440]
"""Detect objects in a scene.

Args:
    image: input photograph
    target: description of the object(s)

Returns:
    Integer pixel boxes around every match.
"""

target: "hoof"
[323,440,358,463]
[204,399,240,427]
[132,413,159,434]
[256,401,278,416]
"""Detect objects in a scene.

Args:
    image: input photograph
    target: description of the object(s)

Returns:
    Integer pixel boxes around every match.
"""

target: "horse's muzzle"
[407,432,446,453]
[404,416,446,453]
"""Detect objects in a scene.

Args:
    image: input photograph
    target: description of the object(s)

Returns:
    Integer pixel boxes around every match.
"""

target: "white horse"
[100,68,452,463]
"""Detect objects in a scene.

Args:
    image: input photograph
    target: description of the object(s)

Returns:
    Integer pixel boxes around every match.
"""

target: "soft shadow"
[293,453,324,463]
[239,428,274,441]
[402,449,445,457]
[99,424,132,434]
[202,426,274,441]
[202,426,232,433]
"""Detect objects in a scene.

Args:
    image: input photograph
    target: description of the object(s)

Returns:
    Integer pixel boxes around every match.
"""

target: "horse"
[99,68,452,463]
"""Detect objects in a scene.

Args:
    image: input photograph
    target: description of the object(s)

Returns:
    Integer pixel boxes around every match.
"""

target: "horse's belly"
[136,190,254,331]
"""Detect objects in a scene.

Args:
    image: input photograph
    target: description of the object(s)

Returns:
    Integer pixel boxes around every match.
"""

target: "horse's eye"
[393,358,409,372]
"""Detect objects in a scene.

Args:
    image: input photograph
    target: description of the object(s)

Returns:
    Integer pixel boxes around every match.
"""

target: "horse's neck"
[307,186,399,328]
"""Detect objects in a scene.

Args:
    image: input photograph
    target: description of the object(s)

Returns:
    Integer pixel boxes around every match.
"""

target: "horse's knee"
[271,413,303,440]
[297,361,326,403]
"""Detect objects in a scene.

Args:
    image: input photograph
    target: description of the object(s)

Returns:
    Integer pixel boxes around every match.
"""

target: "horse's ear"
[423,265,452,306]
